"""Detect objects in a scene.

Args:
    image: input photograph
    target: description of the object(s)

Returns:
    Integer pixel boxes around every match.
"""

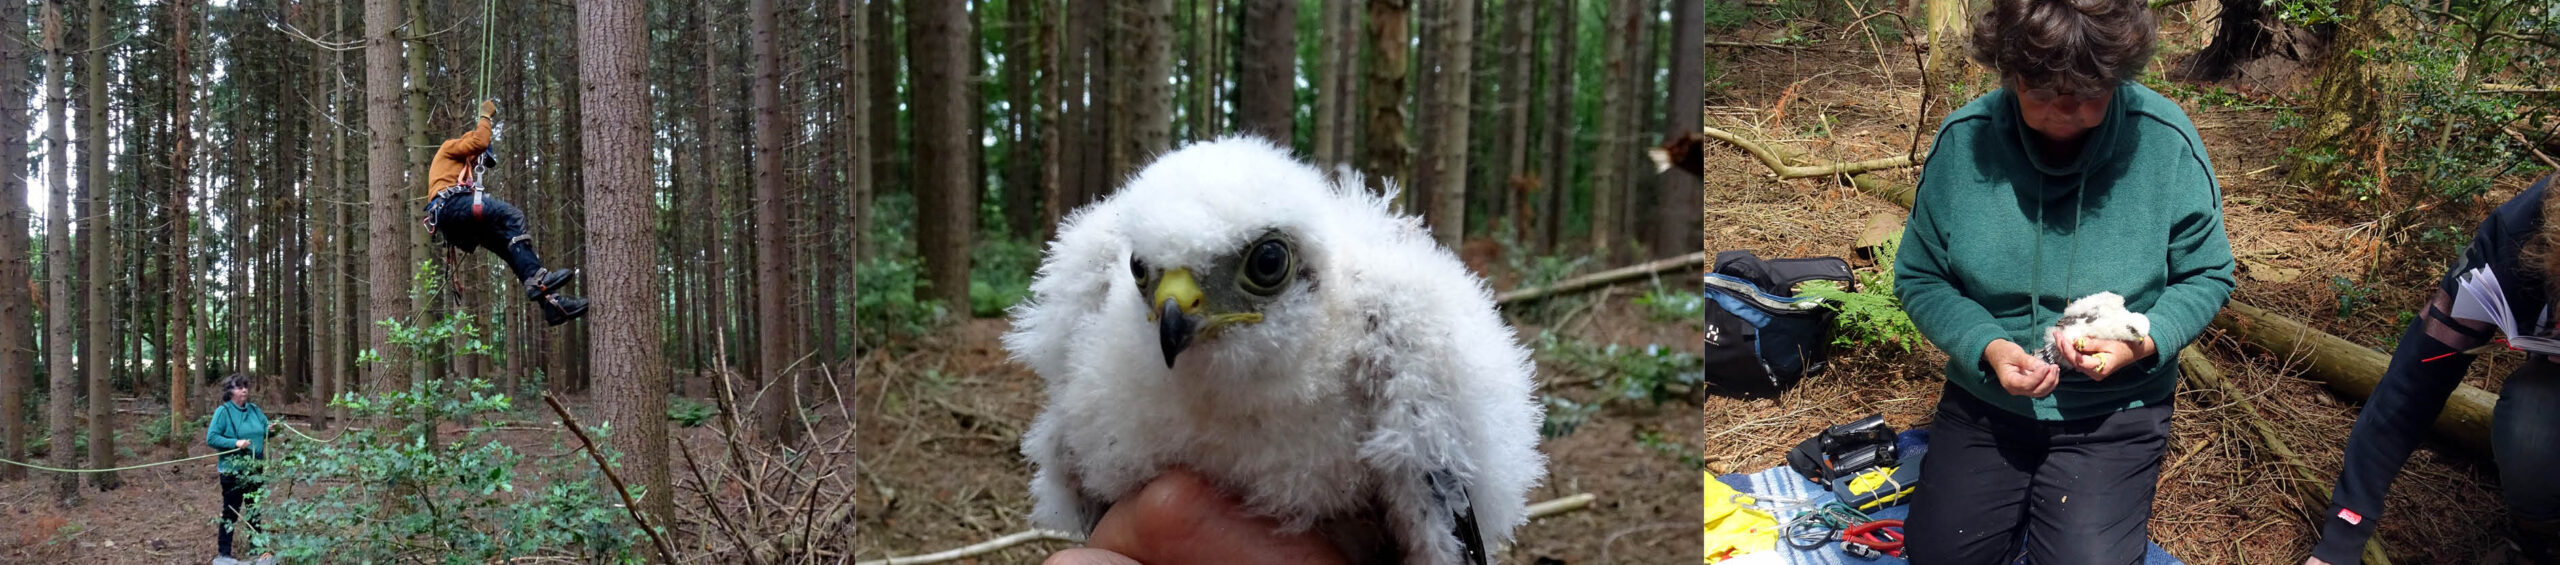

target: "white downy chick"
[2038,291,2154,376]
[1004,136,1548,565]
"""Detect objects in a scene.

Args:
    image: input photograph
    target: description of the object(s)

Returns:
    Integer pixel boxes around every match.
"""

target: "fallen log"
[2210,301,2498,454]
[1701,126,1920,180]
[2179,347,2393,565]
[1496,251,1707,306]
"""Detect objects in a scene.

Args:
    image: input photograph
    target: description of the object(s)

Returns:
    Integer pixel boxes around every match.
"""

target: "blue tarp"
[1711,430,2183,565]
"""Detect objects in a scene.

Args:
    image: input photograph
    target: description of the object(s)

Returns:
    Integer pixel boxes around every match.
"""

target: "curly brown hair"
[1969,0,2159,96]
[218,373,252,404]
[2529,175,2560,289]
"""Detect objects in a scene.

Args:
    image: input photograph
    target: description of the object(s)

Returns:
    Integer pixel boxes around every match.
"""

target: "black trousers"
[1904,383,2172,565]
[426,188,545,283]
[218,473,261,557]
[2495,358,2560,558]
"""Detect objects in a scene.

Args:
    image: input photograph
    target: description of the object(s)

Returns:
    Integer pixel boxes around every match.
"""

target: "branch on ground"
[1701,126,1919,180]
[1497,252,1708,306]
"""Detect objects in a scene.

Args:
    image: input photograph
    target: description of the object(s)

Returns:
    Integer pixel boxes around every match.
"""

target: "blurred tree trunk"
[1924,0,1977,113]
[2289,0,2388,188]
[366,0,411,394]
[1362,0,1410,196]
[1315,0,1346,170]
[1040,0,1065,239]
[1429,0,1473,247]
[1537,1,1575,254]
[44,0,80,505]
[1627,0,1659,259]
[82,0,121,487]
[869,0,898,201]
[579,0,672,525]
[1081,0,1113,205]
[911,0,973,309]
[1413,0,1441,212]
[1238,0,1295,144]
[169,0,199,443]
[280,3,310,406]
[1589,0,1635,261]
[0,0,30,474]
[1123,0,1172,178]
[697,0,733,380]
[1005,0,1039,239]
[1335,1,1362,169]
[844,0,869,356]
[404,0,437,386]
[1494,0,1533,237]
[1658,0,1705,256]
[756,0,805,445]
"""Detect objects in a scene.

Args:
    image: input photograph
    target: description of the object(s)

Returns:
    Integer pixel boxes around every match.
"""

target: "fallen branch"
[1702,126,1920,180]
[1496,251,1707,306]
[542,393,681,565]
[2178,348,2394,565]
[856,530,1082,565]
[855,493,1602,565]
[1705,40,1830,52]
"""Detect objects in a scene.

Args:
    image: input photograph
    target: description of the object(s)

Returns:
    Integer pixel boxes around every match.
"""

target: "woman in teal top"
[205,373,272,562]
[1892,0,2236,561]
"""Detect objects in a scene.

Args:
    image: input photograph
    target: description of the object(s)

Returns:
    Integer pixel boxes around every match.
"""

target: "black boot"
[524,268,577,301]
[541,295,589,326]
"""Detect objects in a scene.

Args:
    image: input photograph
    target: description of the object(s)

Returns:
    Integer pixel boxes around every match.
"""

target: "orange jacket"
[426,118,493,195]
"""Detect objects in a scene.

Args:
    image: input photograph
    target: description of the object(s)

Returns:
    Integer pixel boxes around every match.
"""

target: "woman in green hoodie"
[205,373,273,562]
[1892,0,2236,562]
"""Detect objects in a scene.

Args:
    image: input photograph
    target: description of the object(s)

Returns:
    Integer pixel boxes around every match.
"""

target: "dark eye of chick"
[1240,238,1291,295]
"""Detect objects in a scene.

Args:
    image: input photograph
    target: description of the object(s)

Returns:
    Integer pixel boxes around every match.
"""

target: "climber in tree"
[424,99,587,325]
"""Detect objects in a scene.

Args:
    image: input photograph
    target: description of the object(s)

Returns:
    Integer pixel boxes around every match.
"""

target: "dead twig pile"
[665,342,858,564]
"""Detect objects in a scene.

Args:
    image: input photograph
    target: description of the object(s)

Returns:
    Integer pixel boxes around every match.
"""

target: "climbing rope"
[476,0,496,103]
[0,446,242,474]
[0,419,358,474]
[274,421,341,444]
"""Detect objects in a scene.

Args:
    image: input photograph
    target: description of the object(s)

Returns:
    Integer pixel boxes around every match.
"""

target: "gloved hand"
[479,98,498,120]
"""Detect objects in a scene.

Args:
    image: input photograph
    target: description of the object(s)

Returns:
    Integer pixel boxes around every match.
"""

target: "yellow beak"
[1152,268,1205,367]
[1151,268,1205,320]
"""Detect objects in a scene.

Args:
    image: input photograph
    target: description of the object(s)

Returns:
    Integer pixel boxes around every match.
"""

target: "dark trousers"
[1904,383,2172,565]
[426,188,545,282]
[218,473,261,557]
[2495,358,2560,559]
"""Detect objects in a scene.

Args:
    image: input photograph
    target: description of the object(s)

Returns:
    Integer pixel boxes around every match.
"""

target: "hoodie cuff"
[2310,505,2377,564]
[1954,323,2009,383]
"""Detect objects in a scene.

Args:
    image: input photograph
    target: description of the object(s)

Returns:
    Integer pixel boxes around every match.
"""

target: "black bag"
[1705,250,1853,399]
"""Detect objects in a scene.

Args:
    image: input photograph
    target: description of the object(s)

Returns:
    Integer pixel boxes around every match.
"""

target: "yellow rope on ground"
[0,446,242,474]
[274,421,343,444]
[0,419,348,473]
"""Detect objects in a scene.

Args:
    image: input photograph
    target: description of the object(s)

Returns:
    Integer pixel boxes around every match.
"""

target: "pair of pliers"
[1840,519,1906,558]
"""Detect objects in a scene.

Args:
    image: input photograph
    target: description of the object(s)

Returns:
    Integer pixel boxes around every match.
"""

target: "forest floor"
[1706,10,2529,565]
[853,260,1708,564]
[0,391,848,564]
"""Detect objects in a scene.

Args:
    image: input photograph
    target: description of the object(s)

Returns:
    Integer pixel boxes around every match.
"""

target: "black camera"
[1789,413,1899,485]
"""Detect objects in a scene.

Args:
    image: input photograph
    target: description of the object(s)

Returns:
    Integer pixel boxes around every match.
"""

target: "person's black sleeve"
[2311,208,2533,563]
